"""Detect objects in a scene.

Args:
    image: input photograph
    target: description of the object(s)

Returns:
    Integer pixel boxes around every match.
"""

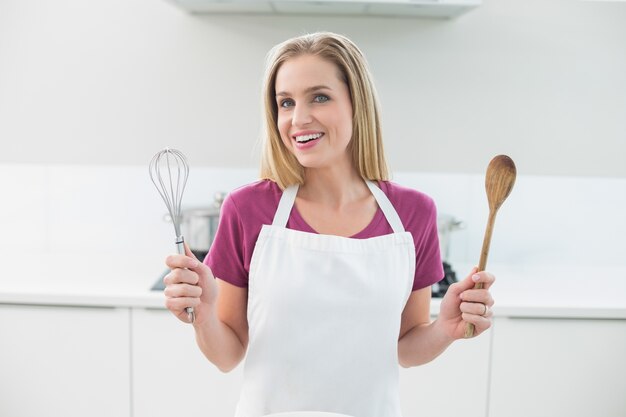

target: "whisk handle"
[175,235,195,324]
[175,237,185,256]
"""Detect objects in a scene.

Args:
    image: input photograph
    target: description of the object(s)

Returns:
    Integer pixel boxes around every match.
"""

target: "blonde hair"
[259,32,389,189]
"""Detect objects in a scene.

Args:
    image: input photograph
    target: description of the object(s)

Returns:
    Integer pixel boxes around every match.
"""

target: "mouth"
[293,132,324,144]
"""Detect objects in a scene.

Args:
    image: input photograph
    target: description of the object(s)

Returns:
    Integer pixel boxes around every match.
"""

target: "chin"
[295,157,323,169]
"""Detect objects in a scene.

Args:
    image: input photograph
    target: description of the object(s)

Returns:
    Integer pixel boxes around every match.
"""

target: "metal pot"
[152,192,226,291]
[166,192,226,260]
[437,213,464,263]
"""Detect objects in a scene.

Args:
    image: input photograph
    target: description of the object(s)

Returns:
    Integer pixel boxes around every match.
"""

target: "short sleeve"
[204,193,249,288]
[380,181,444,292]
[412,197,444,291]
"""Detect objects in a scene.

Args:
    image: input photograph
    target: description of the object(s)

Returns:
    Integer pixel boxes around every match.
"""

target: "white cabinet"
[399,322,491,417]
[131,308,244,417]
[3,301,625,417]
[0,304,131,417]
[488,317,626,417]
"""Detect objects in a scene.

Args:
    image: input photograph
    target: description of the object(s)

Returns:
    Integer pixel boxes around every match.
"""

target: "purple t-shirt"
[205,179,444,291]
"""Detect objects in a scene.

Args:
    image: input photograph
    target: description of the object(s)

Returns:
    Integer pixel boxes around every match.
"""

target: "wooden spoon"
[464,155,517,338]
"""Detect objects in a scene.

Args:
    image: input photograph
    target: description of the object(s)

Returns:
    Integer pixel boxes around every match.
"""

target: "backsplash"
[2,163,625,272]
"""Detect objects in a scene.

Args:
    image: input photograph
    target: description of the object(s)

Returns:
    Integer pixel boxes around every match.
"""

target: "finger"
[471,271,496,289]
[183,241,201,260]
[460,289,494,306]
[163,283,202,298]
[164,296,201,311]
[445,267,479,297]
[163,268,200,286]
[461,312,492,334]
[460,301,493,317]
[165,253,200,270]
[188,259,215,286]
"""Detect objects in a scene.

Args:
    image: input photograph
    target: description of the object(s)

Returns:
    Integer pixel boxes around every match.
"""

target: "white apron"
[235,180,416,417]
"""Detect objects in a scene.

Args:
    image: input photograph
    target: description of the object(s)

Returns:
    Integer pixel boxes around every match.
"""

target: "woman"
[163,32,495,417]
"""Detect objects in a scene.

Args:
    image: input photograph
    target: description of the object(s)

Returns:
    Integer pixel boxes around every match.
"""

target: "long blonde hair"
[259,32,389,189]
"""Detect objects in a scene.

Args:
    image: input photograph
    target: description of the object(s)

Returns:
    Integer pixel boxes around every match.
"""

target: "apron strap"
[272,184,299,227]
[272,180,405,233]
[365,180,405,233]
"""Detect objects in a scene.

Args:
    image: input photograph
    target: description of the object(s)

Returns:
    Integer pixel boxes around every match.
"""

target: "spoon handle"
[464,210,496,338]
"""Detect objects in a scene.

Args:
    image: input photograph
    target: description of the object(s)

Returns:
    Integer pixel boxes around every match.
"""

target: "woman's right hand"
[163,244,218,324]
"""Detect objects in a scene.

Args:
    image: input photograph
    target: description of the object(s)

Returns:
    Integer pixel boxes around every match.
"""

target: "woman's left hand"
[437,267,495,339]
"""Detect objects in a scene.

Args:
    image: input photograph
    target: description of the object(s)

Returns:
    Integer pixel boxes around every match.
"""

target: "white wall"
[1,0,625,177]
[2,163,625,272]
[1,0,625,273]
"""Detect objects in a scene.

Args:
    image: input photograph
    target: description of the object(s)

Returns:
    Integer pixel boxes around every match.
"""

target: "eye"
[313,94,329,103]
[279,99,294,108]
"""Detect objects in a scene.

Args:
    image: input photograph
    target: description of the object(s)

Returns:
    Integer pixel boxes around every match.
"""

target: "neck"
[299,163,369,207]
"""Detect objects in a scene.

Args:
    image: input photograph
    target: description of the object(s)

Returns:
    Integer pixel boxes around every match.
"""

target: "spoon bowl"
[485,155,517,212]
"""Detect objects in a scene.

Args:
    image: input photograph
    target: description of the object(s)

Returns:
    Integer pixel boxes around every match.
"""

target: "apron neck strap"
[272,184,298,227]
[272,180,405,233]
[365,180,405,233]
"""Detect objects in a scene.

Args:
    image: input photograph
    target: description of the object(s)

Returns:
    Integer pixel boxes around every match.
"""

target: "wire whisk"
[149,148,194,323]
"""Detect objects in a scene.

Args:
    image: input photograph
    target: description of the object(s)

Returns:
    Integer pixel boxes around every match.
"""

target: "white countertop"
[1,253,625,319]
[0,252,166,308]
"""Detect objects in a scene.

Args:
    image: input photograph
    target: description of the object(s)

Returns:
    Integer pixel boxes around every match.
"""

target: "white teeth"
[295,133,323,143]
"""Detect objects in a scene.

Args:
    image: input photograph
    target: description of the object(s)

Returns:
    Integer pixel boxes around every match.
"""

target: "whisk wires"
[149,148,189,239]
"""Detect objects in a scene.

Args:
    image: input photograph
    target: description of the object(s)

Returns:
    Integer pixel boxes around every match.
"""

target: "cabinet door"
[0,304,131,417]
[131,308,244,417]
[489,317,626,417]
[399,322,491,417]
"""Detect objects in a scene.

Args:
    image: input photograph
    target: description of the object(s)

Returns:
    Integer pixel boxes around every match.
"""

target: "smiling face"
[274,54,354,171]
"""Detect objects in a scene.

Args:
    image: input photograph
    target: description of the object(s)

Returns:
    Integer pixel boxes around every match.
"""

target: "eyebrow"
[275,85,332,97]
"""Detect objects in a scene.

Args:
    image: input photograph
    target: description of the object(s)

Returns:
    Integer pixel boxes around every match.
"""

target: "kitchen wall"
[1,0,625,274]
[2,163,625,274]
[1,0,625,176]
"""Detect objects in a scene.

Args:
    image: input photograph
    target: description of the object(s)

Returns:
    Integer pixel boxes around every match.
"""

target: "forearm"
[398,318,455,368]
[193,307,246,373]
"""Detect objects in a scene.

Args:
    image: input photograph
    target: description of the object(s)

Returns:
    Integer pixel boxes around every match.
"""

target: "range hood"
[165,0,481,19]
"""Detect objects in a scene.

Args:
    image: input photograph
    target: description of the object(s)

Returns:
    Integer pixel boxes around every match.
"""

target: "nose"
[291,103,313,127]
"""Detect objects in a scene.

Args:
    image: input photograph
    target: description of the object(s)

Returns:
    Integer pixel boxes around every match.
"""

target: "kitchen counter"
[1,252,625,319]
[0,252,165,308]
